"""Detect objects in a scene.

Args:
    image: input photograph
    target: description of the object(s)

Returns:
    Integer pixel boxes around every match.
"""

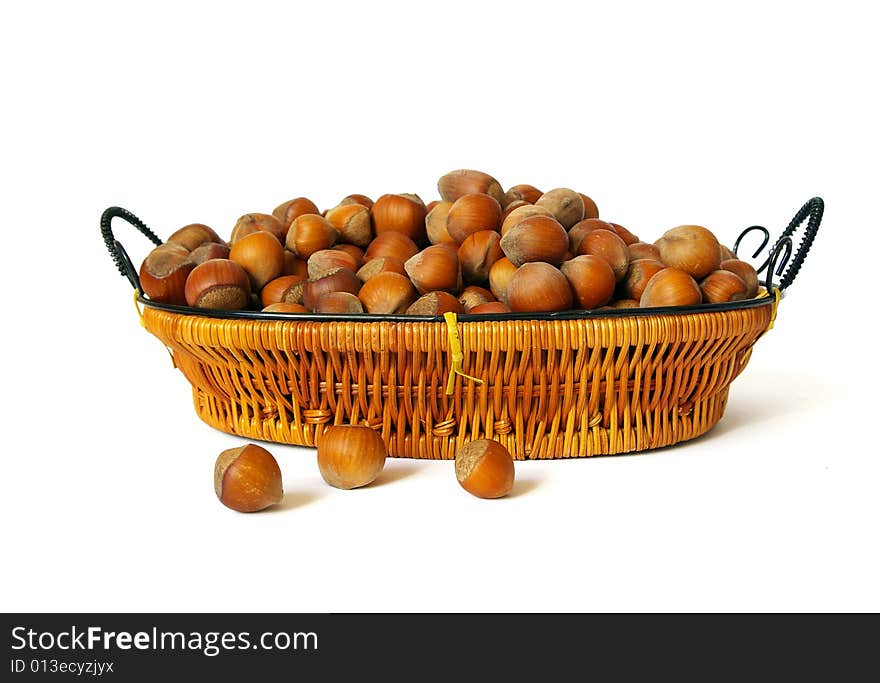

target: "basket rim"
[138,289,775,323]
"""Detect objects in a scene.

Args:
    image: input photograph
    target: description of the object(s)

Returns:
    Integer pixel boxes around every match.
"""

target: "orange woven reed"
[143,302,773,459]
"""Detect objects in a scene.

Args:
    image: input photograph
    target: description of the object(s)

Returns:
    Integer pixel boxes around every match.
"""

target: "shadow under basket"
[102,199,823,460]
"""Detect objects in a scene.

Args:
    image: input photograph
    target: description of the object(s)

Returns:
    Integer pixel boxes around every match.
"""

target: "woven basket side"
[144,306,771,459]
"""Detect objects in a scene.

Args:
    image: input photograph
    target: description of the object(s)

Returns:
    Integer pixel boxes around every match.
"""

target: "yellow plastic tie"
[133,289,146,328]
[766,286,782,331]
[444,312,483,395]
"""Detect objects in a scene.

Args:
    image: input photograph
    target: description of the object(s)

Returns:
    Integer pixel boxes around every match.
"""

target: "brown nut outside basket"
[101,199,823,460]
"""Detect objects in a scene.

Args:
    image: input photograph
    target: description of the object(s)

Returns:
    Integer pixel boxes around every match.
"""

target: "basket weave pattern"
[144,302,772,459]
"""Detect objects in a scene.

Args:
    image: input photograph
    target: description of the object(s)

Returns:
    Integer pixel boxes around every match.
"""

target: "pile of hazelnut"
[216,426,516,512]
[139,169,760,316]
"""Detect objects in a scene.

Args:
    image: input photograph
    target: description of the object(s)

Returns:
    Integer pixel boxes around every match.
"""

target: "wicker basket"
[102,199,822,459]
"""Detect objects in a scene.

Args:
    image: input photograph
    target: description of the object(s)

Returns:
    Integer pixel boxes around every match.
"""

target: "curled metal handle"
[100,207,163,291]
[775,197,823,290]
[733,197,824,292]
[733,225,771,262]
[764,236,793,293]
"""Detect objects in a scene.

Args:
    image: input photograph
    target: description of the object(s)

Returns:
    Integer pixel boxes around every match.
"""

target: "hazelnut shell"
[214,444,283,513]
[317,425,387,489]
[455,439,515,499]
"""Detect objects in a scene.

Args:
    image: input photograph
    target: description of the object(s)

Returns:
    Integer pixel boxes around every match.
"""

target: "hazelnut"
[609,222,640,246]
[356,256,407,282]
[301,268,361,311]
[139,244,195,306]
[231,213,286,244]
[612,299,640,309]
[262,302,309,313]
[314,291,365,314]
[639,268,702,308]
[307,248,360,280]
[325,203,373,248]
[488,257,517,305]
[560,255,616,309]
[622,258,665,301]
[405,291,464,316]
[500,215,569,266]
[503,183,543,206]
[535,188,585,229]
[166,223,223,251]
[282,251,309,278]
[468,301,511,314]
[699,269,749,303]
[286,214,339,259]
[317,425,387,489]
[363,231,419,263]
[446,193,503,244]
[184,259,251,310]
[358,272,418,314]
[458,285,496,312]
[458,230,504,284]
[229,230,285,290]
[578,193,600,220]
[719,244,737,261]
[507,262,573,313]
[455,439,515,499]
[500,204,553,236]
[437,169,505,205]
[261,274,307,307]
[577,229,629,282]
[655,225,721,279]
[272,197,320,229]
[425,201,456,246]
[501,199,529,220]
[568,218,616,254]
[189,242,230,265]
[214,444,283,513]
[371,193,427,243]
[627,241,661,262]
[332,244,365,269]
[720,259,759,298]
[330,244,364,268]
[404,245,462,294]
[400,193,425,207]
[339,194,374,210]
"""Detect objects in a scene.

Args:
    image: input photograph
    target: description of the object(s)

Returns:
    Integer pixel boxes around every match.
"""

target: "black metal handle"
[101,207,163,292]
[733,197,824,292]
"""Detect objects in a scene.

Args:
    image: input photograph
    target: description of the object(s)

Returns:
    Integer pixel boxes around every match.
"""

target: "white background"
[1,0,877,612]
